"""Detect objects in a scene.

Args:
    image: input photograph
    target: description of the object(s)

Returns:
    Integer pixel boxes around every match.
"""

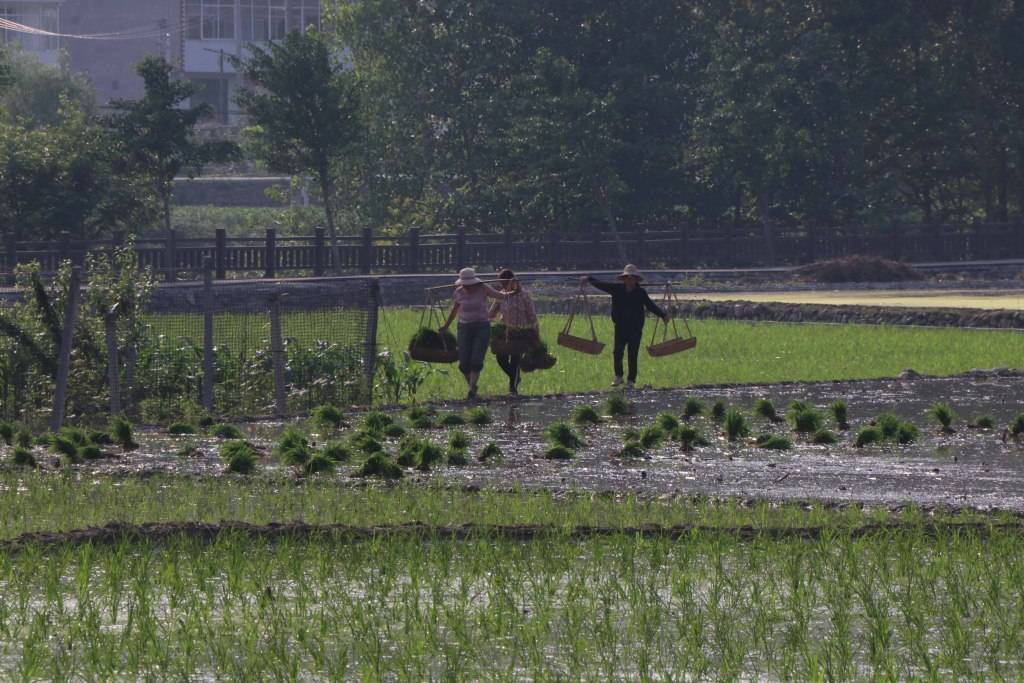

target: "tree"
[0,48,95,127]
[232,30,361,273]
[109,56,238,235]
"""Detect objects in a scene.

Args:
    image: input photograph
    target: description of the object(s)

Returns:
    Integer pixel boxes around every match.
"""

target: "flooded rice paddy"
[42,373,1024,512]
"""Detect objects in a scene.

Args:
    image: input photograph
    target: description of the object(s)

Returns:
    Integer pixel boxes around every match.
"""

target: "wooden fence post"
[503,226,514,263]
[591,226,602,269]
[455,227,466,267]
[269,294,286,417]
[636,225,646,267]
[313,227,325,276]
[201,260,215,412]
[3,231,16,285]
[105,311,121,415]
[408,228,420,273]
[361,227,373,274]
[165,228,177,282]
[51,266,81,432]
[547,227,560,269]
[264,227,276,279]
[215,228,227,280]
[362,279,380,403]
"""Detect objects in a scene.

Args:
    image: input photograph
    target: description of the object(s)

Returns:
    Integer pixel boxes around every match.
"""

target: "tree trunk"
[756,192,777,267]
[319,169,344,276]
[162,188,172,235]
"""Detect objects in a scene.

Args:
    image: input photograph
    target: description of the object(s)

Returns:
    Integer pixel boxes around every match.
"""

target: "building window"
[239,0,319,42]
[185,0,235,40]
[0,4,60,51]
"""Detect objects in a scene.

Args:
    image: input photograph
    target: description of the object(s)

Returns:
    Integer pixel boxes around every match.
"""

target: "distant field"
[678,289,1024,310]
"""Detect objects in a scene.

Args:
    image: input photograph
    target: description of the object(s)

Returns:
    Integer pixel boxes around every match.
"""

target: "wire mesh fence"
[0,269,379,428]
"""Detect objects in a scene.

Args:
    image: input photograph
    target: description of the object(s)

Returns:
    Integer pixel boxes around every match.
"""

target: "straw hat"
[616,264,644,281]
[455,267,482,286]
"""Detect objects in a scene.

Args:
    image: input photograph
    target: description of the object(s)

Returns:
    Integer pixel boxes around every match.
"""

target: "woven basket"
[648,336,696,357]
[408,343,459,364]
[490,328,539,357]
[557,332,605,355]
[521,352,557,372]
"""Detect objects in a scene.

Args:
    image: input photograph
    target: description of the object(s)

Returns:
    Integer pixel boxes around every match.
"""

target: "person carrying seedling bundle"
[581,264,669,390]
[489,268,540,396]
[441,267,512,400]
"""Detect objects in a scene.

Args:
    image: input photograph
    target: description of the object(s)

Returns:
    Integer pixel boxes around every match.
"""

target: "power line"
[0,17,183,41]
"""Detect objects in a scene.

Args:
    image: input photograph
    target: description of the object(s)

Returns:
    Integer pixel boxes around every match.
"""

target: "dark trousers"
[613,324,644,383]
[495,354,521,390]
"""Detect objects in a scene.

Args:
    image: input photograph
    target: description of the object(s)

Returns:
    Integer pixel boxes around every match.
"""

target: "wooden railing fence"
[2,222,1023,282]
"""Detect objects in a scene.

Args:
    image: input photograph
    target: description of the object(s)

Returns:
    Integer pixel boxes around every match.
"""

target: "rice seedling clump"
[446,449,469,466]
[439,412,466,426]
[321,441,351,462]
[929,402,957,433]
[755,434,792,450]
[1010,413,1024,439]
[616,441,645,458]
[220,440,258,474]
[176,442,202,458]
[311,404,344,429]
[753,398,781,422]
[972,415,995,429]
[167,423,197,435]
[674,426,710,451]
[895,421,919,445]
[829,400,849,429]
[655,412,680,432]
[639,425,666,449]
[682,396,704,419]
[275,426,313,466]
[710,400,727,423]
[544,445,574,460]
[11,446,35,467]
[448,430,471,451]
[356,453,403,479]
[572,405,601,426]
[546,421,583,449]
[0,421,14,445]
[382,423,406,438]
[787,402,823,433]
[349,430,383,455]
[110,415,138,450]
[603,392,633,417]
[854,426,883,447]
[723,408,749,441]
[360,411,393,433]
[212,423,243,439]
[303,453,334,474]
[464,406,492,425]
[811,429,839,445]
[478,442,502,462]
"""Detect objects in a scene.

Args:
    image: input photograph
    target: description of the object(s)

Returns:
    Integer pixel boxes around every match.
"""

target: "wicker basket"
[408,341,459,364]
[490,328,539,357]
[521,352,557,372]
[557,332,605,355]
[648,336,696,357]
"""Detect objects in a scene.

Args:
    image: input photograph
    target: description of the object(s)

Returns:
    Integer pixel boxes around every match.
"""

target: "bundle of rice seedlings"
[929,402,957,433]
[971,415,995,429]
[449,430,471,451]
[11,446,36,467]
[446,449,469,467]
[546,421,583,449]
[572,405,601,426]
[212,423,243,439]
[439,412,466,427]
[755,434,792,450]
[787,402,823,434]
[710,401,727,424]
[544,445,574,460]
[895,422,919,445]
[198,415,216,428]
[382,423,406,438]
[753,399,781,423]
[416,442,444,471]
[682,397,705,419]
[349,430,383,455]
[1010,413,1024,439]
[167,423,197,435]
[79,444,105,460]
[674,426,710,451]
[321,441,351,462]
[617,442,645,458]
[854,426,883,447]
[655,412,680,432]
[620,427,641,443]
[110,415,138,450]
[405,406,435,421]
[50,435,81,464]
[220,440,258,474]
[356,453,403,479]
[723,409,749,442]
[0,421,14,445]
[397,435,426,467]
[88,430,113,445]
[603,392,633,417]
[311,404,344,429]
[478,442,503,462]
[360,411,393,433]
[465,406,492,425]
[176,442,202,458]
[275,426,312,466]
[829,400,849,430]
[639,425,666,449]
[15,430,33,448]
[811,429,839,445]
[303,453,334,474]
[410,414,437,430]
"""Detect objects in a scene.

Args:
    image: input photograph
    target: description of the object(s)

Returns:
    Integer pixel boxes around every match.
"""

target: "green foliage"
[787,402,823,434]
[874,413,902,440]
[311,404,344,429]
[360,410,393,433]
[382,423,406,438]
[753,399,780,422]
[109,416,137,450]
[415,442,444,471]
[620,427,641,443]
[464,406,492,426]
[176,442,201,458]
[545,422,583,449]
[478,442,503,462]
[356,453,403,479]
[374,350,435,405]
[929,402,957,433]
[439,413,466,427]
[617,442,645,459]
[50,435,80,464]
[212,424,243,440]
[11,446,35,467]
[895,422,920,445]
[15,430,32,449]
[410,415,437,430]
[811,429,839,445]
[1010,413,1024,438]
[219,440,258,474]
[446,449,469,467]
[829,400,850,429]
[854,427,883,448]
[349,430,383,455]
[655,412,680,433]
[409,328,458,351]
[755,434,792,450]
[639,425,666,449]
[275,425,312,467]
[544,445,574,460]
[723,409,750,442]
[448,430,470,451]
[572,405,601,426]
[0,421,14,445]
[167,423,197,435]
[682,397,705,419]
[303,453,334,475]
[972,415,995,429]
[321,441,351,463]
[674,426,709,451]
[603,393,633,417]
[710,401,727,424]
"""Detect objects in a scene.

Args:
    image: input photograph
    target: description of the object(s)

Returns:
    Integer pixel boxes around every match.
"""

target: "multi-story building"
[1,0,321,123]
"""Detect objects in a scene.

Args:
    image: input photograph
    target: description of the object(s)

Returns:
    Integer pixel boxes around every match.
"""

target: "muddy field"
[27,372,1024,512]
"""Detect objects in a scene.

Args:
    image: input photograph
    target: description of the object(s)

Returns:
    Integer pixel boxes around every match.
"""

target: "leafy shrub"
[356,453,403,479]
[546,421,583,449]
[464,406,492,425]
[755,434,792,450]
[639,425,666,449]
[446,449,469,467]
[655,412,680,432]
[110,415,138,450]
[617,442,645,458]
[929,402,957,433]
[787,402,823,433]
[304,453,334,474]
[220,440,258,474]
[311,404,344,429]
[829,400,849,430]
[675,426,709,451]
[723,409,749,442]
[603,392,633,417]
[478,442,502,462]
[168,423,197,435]
[12,446,36,467]
[972,415,995,429]
[439,412,466,427]
[854,426,883,447]
[811,429,839,445]
[449,430,470,451]
[572,405,601,426]
[544,445,574,460]
[753,399,780,422]
[213,424,243,439]
[321,441,351,462]
[682,397,705,419]
[710,401,726,424]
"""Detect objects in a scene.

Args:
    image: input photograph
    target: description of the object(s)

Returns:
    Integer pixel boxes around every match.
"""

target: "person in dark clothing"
[582,264,668,389]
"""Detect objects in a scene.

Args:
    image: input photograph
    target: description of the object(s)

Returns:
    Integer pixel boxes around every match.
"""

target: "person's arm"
[642,289,669,321]
[488,299,502,321]
[484,284,511,299]
[580,275,616,295]
[441,302,459,330]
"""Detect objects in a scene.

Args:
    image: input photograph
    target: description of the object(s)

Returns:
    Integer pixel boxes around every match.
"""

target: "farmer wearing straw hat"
[582,265,669,389]
[489,268,540,396]
[441,267,512,400]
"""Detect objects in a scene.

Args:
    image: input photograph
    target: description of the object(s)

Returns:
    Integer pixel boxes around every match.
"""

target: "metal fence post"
[363,279,380,403]
[361,227,373,274]
[215,228,227,280]
[165,228,177,282]
[202,260,215,412]
[408,227,420,273]
[313,227,325,276]
[105,311,121,415]
[264,227,276,279]
[269,294,286,417]
[51,266,82,432]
